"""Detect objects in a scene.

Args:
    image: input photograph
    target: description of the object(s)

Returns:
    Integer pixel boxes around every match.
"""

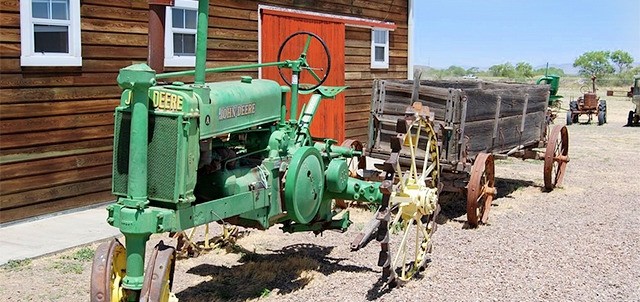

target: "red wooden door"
[261,10,346,143]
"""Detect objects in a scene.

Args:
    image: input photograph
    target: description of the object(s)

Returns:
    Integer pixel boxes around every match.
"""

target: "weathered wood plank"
[1,125,114,149]
[0,138,113,158]
[0,73,119,88]
[463,111,546,155]
[0,112,114,135]
[345,126,369,138]
[81,4,148,22]
[82,31,148,47]
[346,103,370,113]
[0,42,20,57]
[0,190,114,223]
[0,12,19,27]
[0,164,112,196]
[82,18,148,34]
[1,178,112,210]
[1,86,122,104]
[0,99,119,119]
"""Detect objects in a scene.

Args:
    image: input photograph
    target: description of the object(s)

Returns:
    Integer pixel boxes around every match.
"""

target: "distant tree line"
[416,49,637,87]
[573,50,638,86]
[417,62,564,82]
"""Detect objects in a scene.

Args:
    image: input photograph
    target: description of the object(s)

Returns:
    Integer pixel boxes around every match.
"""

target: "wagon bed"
[367,78,568,227]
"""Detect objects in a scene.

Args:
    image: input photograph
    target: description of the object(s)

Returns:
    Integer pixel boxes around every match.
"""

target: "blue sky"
[413,0,640,69]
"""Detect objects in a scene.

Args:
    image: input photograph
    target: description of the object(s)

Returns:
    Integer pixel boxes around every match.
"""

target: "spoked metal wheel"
[139,241,177,302]
[466,152,496,228]
[386,106,440,285]
[544,125,569,190]
[90,239,128,302]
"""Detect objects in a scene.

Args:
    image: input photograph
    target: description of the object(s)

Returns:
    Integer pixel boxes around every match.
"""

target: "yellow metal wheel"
[387,104,440,284]
[90,239,128,302]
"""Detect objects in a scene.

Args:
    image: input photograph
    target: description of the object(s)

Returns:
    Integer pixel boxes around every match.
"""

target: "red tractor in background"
[567,76,607,126]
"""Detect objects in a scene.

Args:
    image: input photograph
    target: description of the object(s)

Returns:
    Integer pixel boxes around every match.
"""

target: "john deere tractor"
[90,0,442,300]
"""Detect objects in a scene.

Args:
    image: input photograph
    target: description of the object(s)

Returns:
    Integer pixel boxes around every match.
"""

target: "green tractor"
[90,0,441,300]
[536,67,563,107]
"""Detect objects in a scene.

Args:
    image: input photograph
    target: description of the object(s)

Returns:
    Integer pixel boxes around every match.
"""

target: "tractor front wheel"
[90,239,129,302]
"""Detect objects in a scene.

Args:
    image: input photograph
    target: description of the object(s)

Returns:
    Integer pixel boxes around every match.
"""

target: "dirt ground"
[1,88,639,302]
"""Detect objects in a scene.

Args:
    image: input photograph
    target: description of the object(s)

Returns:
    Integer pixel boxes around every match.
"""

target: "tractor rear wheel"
[598,111,605,126]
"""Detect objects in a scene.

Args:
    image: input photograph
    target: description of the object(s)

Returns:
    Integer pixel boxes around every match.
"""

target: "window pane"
[34,25,69,53]
[185,10,197,29]
[173,33,183,54]
[51,1,69,20]
[174,33,196,56]
[32,1,49,19]
[374,30,386,44]
[374,46,385,62]
[183,34,195,54]
[172,8,184,29]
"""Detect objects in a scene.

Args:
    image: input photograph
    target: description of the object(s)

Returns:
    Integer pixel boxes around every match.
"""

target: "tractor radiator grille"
[112,111,180,202]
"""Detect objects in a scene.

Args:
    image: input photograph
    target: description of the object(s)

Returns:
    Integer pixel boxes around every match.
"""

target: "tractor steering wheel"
[277,31,331,91]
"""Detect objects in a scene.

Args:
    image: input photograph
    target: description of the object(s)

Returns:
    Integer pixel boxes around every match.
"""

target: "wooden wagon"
[366,79,569,227]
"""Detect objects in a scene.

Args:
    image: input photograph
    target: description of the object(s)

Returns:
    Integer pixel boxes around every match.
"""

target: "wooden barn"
[0,0,414,223]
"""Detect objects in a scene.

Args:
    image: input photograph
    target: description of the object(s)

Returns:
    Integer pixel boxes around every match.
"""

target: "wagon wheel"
[90,239,128,302]
[277,31,331,91]
[335,139,366,209]
[466,152,496,228]
[139,241,177,302]
[385,113,440,285]
[543,125,569,191]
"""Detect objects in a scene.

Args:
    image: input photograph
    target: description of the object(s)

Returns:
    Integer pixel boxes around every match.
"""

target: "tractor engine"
[113,77,283,212]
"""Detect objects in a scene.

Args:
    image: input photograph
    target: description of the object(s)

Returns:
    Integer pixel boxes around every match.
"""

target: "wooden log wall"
[0,0,408,223]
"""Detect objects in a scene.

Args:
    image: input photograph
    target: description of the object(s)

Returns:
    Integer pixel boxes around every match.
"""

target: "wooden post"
[147,0,174,73]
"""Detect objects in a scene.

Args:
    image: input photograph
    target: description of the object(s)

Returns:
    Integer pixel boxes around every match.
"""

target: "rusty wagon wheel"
[90,239,128,302]
[466,152,496,228]
[335,139,366,209]
[544,125,569,191]
[139,240,177,302]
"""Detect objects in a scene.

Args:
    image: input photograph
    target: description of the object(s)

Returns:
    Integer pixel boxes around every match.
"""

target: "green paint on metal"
[199,79,282,139]
[194,0,209,85]
[116,64,156,207]
[284,146,325,224]
[326,159,348,193]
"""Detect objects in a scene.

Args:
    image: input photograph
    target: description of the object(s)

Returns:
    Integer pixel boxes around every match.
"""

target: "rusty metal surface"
[466,152,496,228]
[583,93,598,110]
[139,240,176,302]
[544,125,569,190]
[90,239,125,302]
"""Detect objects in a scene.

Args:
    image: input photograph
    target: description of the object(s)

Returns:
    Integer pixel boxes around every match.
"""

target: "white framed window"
[20,0,82,66]
[165,0,198,67]
[371,29,389,69]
